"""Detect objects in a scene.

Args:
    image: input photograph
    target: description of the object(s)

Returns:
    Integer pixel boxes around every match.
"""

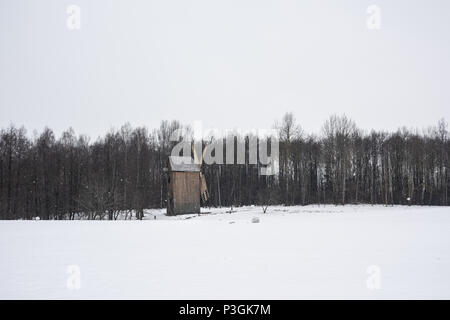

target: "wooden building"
[167,156,202,215]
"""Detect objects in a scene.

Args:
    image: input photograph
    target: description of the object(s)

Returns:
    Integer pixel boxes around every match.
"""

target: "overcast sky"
[1,0,449,138]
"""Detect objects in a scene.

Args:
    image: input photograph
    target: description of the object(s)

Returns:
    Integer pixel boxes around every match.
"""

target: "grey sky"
[1,0,449,138]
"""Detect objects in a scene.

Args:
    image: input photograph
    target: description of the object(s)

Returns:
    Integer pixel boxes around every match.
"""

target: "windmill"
[192,143,209,203]
[165,143,209,215]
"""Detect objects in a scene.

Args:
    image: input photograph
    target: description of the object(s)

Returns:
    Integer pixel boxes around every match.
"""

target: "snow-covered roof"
[168,156,200,172]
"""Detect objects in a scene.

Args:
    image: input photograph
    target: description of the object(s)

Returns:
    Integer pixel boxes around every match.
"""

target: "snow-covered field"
[1,205,449,299]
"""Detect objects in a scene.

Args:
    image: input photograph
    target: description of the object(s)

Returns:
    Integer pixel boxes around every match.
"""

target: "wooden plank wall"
[168,172,200,215]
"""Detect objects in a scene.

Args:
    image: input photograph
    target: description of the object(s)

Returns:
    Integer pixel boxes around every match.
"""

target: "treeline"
[0,114,448,219]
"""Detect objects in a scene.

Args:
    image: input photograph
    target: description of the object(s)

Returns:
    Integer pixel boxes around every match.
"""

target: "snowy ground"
[1,205,449,299]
